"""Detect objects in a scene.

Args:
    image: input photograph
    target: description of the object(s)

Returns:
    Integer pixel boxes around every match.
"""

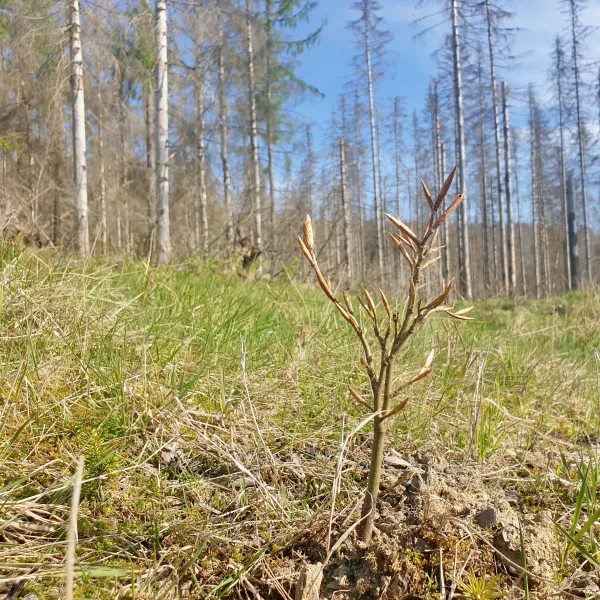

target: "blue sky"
[292,0,600,141]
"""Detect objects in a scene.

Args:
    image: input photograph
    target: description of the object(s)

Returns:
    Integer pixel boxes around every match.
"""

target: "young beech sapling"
[298,167,472,543]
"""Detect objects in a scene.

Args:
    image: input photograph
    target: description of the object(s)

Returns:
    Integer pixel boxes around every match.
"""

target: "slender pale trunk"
[440,143,450,284]
[246,0,262,265]
[155,0,170,264]
[266,0,276,239]
[555,36,571,290]
[145,78,156,237]
[566,171,581,290]
[478,120,490,294]
[354,96,366,281]
[569,0,591,284]
[69,0,89,256]
[534,103,550,296]
[195,26,208,253]
[53,100,63,246]
[451,0,472,299]
[477,62,490,293]
[376,112,386,267]
[339,137,352,278]
[394,96,404,282]
[97,84,107,254]
[363,1,383,275]
[512,134,526,296]
[486,0,507,294]
[218,15,233,248]
[529,87,541,298]
[502,82,516,295]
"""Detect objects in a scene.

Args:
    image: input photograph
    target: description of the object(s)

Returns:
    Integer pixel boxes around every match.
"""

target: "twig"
[65,456,84,600]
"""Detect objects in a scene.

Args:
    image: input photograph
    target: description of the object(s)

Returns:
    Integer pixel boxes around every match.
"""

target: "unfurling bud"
[434,193,466,229]
[303,215,315,257]
[434,167,457,210]
[385,213,419,243]
[421,180,434,212]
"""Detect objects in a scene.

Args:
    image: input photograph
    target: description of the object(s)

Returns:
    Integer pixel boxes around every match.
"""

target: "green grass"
[0,244,599,598]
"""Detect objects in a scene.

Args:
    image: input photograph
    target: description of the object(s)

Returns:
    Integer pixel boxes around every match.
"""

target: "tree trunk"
[534,102,550,297]
[512,133,526,296]
[486,0,507,294]
[555,36,571,291]
[477,63,490,294]
[246,0,262,266]
[394,96,404,282]
[502,82,516,295]
[566,170,581,290]
[339,137,352,279]
[266,0,276,240]
[195,24,208,254]
[97,84,107,254]
[218,14,233,249]
[69,0,89,256]
[529,87,541,298]
[451,0,472,299]
[53,99,63,247]
[363,2,383,276]
[440,142,450,284]
[155,0,170,264]
[353,95,366,282]
[145,78,156,240]
[569,0,591,284]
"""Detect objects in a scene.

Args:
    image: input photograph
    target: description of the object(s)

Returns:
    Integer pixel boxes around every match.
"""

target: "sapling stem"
[299,167,472,543]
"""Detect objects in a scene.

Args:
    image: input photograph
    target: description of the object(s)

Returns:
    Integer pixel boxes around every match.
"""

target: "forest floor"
[0,242,599,599]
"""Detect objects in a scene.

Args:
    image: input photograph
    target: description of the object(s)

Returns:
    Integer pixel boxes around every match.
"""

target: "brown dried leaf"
[421,180,434,211]
[382,397,409,420]
[385,213,419,243]
[303,215,315,256]
[421,255,441,270]
[348,386,373,412]
[426,281,453,310]
[434,167,457,210]
[434,192,465,228]
[343,291,354,315]
[379,288,392,321]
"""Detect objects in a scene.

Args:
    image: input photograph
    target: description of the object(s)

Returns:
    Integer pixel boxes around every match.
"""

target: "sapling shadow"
[298,168,473,543]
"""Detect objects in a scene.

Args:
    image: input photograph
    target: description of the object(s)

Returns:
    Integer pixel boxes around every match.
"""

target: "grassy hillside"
[1,244,599,599]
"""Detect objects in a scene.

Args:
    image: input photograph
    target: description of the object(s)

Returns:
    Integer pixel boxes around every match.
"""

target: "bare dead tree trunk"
[529,86,541,298]
[69,0,89,256]
[340,137,352,278]
[568,0,591,284]
[440,142,450,285]
[567,170,581,290]
[246,0,262,266]
[195,23,208,254]
[363,2,383,275]
[145,78,156,240]
[534,102,550,297]
[218,14,233,249]
[451,0,472,299]
[502,82,516,295]
[155,0,170,264]
[486,0,507,294]
[97,84,107,254]
[53,98,63,247]
[512,133,526,296]
[266,0,276,240]
[353,95,366,282]
[555,36,571,290]
[477,63,490,294]
[394,96,404,282]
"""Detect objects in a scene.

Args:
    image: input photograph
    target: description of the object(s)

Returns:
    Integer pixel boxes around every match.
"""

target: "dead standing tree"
[299,168,472,543]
